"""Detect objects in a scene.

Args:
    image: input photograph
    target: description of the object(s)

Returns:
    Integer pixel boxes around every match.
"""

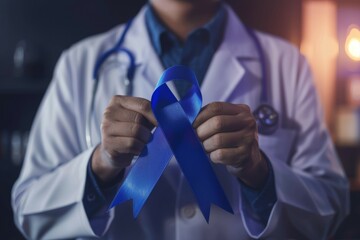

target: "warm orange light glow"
[345,27,360,61]
[301,0,338,130]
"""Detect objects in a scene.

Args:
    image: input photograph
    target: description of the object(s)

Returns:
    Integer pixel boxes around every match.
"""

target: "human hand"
[193,102,268,189]
[91,95,157,185]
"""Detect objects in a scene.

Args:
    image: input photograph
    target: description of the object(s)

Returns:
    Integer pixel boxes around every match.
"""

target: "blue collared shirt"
[83,3,277,227]
[145,4,226,96]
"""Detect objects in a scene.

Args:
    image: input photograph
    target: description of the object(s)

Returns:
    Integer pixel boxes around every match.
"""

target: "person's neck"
[150,0,220,41]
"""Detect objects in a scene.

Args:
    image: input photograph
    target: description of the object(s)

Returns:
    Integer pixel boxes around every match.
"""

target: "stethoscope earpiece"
[253,104,279,135]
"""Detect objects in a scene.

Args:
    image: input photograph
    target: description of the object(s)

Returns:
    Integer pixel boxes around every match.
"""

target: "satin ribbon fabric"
[109,65,233,222]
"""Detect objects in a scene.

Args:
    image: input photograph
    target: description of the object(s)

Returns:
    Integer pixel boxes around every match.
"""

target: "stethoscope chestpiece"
[253,104,279,135]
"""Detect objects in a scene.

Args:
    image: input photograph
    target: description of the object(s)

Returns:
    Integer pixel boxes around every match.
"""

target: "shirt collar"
[145,4,226,55]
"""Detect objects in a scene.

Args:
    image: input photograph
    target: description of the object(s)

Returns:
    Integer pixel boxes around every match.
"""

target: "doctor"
[12,0,349,239]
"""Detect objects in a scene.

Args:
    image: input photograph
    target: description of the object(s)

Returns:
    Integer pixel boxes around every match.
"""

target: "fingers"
[193,102,250,128]
[210,147,252,167]
[104,107,149,125]
[110,95,157,127]
[94,95,156,179]
[102,96,155,154]
[192,102,259,170]
[101,121,152,143]
[103,136,146,156]
[202,130,255,153]
[196,112,256,141]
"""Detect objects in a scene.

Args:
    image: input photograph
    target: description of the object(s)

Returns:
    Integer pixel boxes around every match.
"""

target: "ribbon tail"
[109,128,173,218]
[195,179,234,223]
[178,127,234,223]
[156,103,234,222]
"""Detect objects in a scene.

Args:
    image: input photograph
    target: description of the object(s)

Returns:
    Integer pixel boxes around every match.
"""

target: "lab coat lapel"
[122,5,164,95]
[201,5,259,105]
[201,49,245,105]
[125,4,260,103]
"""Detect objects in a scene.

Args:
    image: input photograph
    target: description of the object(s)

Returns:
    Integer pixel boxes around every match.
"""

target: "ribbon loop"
[110,65,233,222]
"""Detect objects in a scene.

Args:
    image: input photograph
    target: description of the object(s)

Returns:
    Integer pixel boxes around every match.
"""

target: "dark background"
[0,0,358,239]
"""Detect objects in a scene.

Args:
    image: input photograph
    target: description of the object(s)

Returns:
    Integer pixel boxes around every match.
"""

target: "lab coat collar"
[122,5,164,89]
[220,4,259,60]
[123,4,259,102]
[201,4,260,104]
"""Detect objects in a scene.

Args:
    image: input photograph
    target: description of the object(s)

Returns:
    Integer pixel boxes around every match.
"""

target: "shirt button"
[86,193,96,202]
[180,204,196,219]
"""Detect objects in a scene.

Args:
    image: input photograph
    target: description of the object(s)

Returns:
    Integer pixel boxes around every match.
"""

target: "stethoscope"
[85,19,279,149]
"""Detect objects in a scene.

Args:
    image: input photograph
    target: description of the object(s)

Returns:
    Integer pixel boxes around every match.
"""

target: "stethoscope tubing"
[86,20,134,148]
[244,26,268,103]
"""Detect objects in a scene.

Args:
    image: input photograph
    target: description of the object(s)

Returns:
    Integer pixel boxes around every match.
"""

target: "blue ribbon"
[109,65,233,222]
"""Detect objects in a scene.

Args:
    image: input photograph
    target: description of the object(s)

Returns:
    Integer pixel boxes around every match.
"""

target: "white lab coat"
[12,4,349,240]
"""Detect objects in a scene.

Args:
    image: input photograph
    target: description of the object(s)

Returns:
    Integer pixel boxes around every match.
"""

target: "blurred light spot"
[346,27,360,61]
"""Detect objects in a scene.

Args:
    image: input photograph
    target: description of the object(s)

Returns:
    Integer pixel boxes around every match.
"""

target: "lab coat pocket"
[259,128,297,163]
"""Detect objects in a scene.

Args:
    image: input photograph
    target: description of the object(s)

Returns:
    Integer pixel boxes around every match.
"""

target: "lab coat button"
[180,204,196,219]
